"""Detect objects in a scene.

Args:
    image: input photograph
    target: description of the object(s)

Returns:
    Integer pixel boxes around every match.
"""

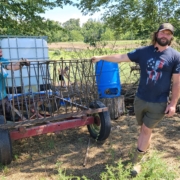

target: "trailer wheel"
[87,101,111,141]
[0,115,12,165]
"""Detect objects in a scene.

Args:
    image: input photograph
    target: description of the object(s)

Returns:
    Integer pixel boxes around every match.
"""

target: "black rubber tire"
[87,101,111,141]
[0,115,13,165]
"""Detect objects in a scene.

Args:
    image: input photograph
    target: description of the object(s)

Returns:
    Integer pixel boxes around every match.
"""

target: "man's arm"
[6,59,29,71]
[7,62,21,70]
[58,68,60,75]
[91,54,131,63]
[64,71,69,78]
[165,74,180,117]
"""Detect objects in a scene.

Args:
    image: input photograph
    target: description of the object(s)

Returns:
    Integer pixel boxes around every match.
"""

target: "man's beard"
[156,37,171,46]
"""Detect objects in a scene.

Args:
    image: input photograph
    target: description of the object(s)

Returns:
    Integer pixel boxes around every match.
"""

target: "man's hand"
[164,104,176,117]
[91,56,102,63]
[20,58,30,67]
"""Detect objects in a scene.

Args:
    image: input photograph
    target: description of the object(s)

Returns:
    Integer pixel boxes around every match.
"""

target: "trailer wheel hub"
[94,115,100,126]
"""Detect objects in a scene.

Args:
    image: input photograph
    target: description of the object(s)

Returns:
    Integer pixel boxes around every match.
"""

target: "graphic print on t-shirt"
[176,64,180,72]
[146,58,165,85]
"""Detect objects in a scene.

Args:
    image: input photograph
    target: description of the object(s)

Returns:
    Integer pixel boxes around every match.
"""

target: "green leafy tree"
[2,0,180,41]
[0,0,72,36]
[81,19,105,46]
[62,18,82,41]
[69,30,84,41]
[101,28,115,41]
[62,18,81,31]
[73,0,180,39]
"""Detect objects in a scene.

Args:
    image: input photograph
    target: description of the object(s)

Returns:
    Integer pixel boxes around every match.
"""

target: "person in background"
[91,23,180,176]
[58,66,69,87]
[0,48,29,120]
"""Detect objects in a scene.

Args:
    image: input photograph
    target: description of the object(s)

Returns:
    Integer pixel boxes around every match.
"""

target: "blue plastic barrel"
[95,60,121,98]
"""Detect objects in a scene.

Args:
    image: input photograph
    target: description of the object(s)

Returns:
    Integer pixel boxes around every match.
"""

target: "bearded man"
[91,23,180,176]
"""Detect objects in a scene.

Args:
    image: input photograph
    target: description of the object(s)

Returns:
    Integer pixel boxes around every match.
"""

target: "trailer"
[0,36,111,165]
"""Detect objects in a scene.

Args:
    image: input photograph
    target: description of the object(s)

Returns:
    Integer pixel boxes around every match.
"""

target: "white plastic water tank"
[0,37,50,93]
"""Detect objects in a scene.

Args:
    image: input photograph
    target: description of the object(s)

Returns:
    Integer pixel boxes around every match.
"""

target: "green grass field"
[48,43,140,84]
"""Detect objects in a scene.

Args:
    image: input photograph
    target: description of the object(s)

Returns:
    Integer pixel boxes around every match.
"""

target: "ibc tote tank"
[95,60,121,98]
[0,36,49,93]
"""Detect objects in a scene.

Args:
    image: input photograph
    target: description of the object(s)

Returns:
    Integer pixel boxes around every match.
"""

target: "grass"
[49,40,145,47]
[48,40,143,85]
[48,49,139,84]
[0,165,10,177]
[49,48,133,60]
[55,161,89,180]
[48,40,144,60]
[52,151,178,180]
[135,152,177,180]
[100,160,131,180]
[16,132,175,180]
[177,156,180,161]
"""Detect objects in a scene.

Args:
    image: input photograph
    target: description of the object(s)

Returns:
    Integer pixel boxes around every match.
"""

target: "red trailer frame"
[0,58,111,165]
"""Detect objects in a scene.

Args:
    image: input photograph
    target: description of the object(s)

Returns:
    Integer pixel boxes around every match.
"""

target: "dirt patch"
[0,114,180,180]
[48,42,140,50]
[48,42,89,50]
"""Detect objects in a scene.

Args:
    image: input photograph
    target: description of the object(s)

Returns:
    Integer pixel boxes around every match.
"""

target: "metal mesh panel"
[0,59,99,129]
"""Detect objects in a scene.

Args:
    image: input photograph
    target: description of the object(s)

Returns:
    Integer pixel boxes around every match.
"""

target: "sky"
[41,5,103,26]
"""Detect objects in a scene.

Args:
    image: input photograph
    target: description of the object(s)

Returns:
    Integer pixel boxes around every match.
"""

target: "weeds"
[47,139,55,150]
[13,154,19,161]
[56,161,72,180]
[56,161,88,180]
[100,160,131,180]
[176,156,180,161]
[136,152,178,180]
[0,165,10,176]
[106,140,116,163]
[54,151,178,179]
[0,176,6,180]
[99,151,178,180]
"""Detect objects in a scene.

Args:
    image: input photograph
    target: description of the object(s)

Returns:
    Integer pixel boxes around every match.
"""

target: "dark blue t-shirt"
[127,45,180,103]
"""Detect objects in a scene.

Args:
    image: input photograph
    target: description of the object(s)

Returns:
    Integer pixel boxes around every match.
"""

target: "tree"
[0,0,73,21]
[2,0,180,41]
[0,0,73,35]
[101,28,115,41]
[73,0,180,39]
[81,19,105,46]
[103,0,141,39]
[62,19,82,41]
[69,30,84,41]
[62,18,81,31]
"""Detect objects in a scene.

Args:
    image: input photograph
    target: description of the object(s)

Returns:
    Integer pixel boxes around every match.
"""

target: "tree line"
[1,0,180,44]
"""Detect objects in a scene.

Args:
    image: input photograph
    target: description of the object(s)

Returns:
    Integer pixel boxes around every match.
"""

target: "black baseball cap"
[158,23,174,34]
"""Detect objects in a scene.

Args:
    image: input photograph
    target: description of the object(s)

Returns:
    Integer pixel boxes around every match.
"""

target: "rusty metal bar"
[0,107,108,129]
[10,116,95,140]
